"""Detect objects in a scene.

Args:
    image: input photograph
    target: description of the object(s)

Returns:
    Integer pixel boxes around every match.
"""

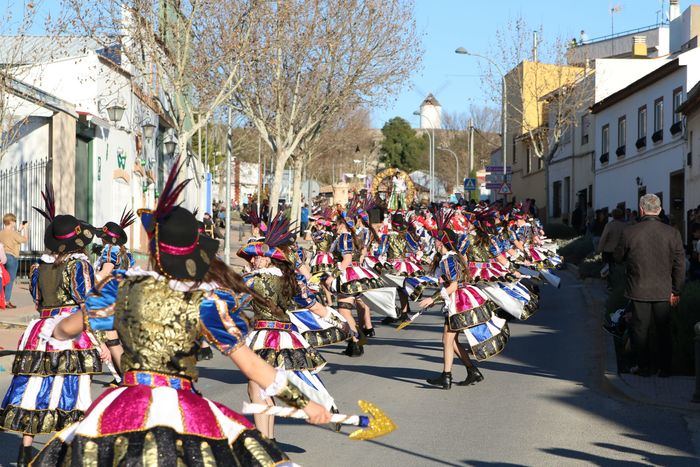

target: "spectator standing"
[615,194,685,377]
[591,210,607,251]
[0,214,28,309]
[596,208,626,289]
[300,204,310,237]
[571,203,584,234]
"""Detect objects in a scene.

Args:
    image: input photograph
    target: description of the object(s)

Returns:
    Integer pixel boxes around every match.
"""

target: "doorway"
[75,132,94,224]
[670,170,685,235]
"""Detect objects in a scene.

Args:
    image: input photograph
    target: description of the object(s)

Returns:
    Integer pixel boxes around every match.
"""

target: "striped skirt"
[0,308,101,435]
[31,371,293,466]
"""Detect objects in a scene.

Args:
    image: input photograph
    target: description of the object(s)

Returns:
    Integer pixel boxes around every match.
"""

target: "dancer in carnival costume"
[0,187,103,466]
[329,211,385,356]
[92,208,137,374]
[374,212,424,324]
[415,209,509,389]
[32,160,332,466]
[238,212,346,441]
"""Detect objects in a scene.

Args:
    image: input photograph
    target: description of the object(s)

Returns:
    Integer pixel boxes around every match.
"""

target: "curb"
[579,275,700,413]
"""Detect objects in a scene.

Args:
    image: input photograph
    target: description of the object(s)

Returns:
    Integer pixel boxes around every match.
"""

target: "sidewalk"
[576,266,700,412]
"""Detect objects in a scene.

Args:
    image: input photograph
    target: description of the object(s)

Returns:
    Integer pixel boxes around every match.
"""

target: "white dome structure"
[419,93,442,130]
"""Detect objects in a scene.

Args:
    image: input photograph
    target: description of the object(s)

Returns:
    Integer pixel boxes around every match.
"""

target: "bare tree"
[482,15,590,160]
[0,1,45,161]
[61,0,255,162]
[224,0,422,220]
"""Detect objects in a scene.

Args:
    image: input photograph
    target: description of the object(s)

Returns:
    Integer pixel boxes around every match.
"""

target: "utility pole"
[224,107,232,265]
[257,136,262,216]
[468,118,474,174]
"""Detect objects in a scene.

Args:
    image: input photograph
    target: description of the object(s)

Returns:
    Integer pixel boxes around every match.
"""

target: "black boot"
[362,327,375,338]
[344,340,364,357]
[17,445,32,467]
[457,367,484,386]
[426,371,452,389]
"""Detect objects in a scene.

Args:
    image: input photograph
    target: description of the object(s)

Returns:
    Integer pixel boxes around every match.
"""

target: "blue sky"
[14,0,676,129]
[372,0,675,128]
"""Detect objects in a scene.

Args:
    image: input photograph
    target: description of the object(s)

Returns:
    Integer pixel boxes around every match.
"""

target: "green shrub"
[544,223,579,240]
[558,235,593,264]
[672,281,700,374]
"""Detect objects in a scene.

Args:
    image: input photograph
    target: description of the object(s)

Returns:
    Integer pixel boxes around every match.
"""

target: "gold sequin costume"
[33,270,293,466]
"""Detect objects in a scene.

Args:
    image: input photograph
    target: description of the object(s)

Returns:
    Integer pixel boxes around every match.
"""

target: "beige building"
[504,61,583,215]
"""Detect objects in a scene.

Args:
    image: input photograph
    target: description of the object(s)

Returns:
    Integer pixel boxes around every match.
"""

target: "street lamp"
[437,146,460,191]
[455,47,508,197]
[413,110,436,201]
[106,103,126,124]
[141,121,156,140]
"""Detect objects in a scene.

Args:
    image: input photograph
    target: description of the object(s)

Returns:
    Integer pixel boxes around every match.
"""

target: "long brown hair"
[429,246,471,283]
[203,257,270,309]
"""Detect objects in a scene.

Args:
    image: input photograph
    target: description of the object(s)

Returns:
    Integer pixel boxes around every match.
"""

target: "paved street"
[0,272,698,466]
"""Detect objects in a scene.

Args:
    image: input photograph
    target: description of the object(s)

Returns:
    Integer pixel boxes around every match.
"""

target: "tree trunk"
[268,149,290,217]
[290,157,304,226]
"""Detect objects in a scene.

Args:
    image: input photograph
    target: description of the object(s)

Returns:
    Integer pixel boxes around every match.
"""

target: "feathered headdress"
[119,207,136,229]
[237,211,297,262]
[246,208,268,232]
[430,207,458,248]
[33,184,56,222]
[139,157,190,236]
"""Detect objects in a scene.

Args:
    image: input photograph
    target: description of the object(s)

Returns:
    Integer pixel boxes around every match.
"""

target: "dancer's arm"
[230,343,331,424]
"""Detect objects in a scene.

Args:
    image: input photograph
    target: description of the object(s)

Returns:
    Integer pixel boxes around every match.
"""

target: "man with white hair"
[616,194,685,377]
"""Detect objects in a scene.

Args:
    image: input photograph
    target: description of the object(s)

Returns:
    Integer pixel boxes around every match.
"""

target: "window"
[654,97,664,132]
[638,106,647,139]
[581,114,590,145]
[689,131,694,166]
[673,88,683,124]
[672,87,684,136]
[537,155,543,170]
[526,145,531,173]
[601,124,609,155]
[617,116,626,148]
[553,181,562,218]
[512,135,517,164]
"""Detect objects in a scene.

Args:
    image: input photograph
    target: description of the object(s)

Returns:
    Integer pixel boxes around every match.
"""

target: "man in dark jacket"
[615,194,685,377]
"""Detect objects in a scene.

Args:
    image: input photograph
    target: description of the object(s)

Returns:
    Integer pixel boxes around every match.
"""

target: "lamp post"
[225,106,233,265]
[437,146,459,191]
[413,110,436,201]
[455,47,508,198]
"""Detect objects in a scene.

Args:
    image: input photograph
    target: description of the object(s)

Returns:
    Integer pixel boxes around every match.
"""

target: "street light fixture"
[164,139,177,156]
[437,146,460,191]
[455,46,508,198]
[106,103,126,124]
[141,121,157,140]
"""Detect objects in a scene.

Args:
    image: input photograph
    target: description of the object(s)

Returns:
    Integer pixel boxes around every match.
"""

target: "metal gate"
[0,158,51,252]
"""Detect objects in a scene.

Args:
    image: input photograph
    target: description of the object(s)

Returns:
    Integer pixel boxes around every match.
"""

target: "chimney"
[632,35,647,57]
[669,0,681,22]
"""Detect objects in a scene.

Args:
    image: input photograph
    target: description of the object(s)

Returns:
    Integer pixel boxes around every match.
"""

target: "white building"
[679,80,700,237]
[419,94,442,130]
[1,38,209,254]
[591,45,700,235]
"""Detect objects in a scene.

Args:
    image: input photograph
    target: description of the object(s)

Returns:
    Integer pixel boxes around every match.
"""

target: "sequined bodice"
[37,263,76,308]
[312,231,333,252]
[387,233,406,260]
[115,276,204,380]
[246,273,293,322]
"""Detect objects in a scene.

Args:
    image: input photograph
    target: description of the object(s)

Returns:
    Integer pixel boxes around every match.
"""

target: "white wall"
[595,58,670,102]
[0,116,50,168]
[593,61,694,214]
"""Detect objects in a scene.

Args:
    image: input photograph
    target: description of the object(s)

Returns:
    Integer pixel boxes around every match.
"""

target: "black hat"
[34,187,96,254]
[139,158,219,281]
[99,208,136,246]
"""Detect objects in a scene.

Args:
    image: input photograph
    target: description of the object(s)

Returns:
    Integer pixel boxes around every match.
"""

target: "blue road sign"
[463,178,477,191]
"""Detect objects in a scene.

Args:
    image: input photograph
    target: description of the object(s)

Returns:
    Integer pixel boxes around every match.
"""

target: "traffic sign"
[485,165,512,174]
[463,178,477,191]
[498,182,512,194]
[485,182,502,189]
[485,173,512,183]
